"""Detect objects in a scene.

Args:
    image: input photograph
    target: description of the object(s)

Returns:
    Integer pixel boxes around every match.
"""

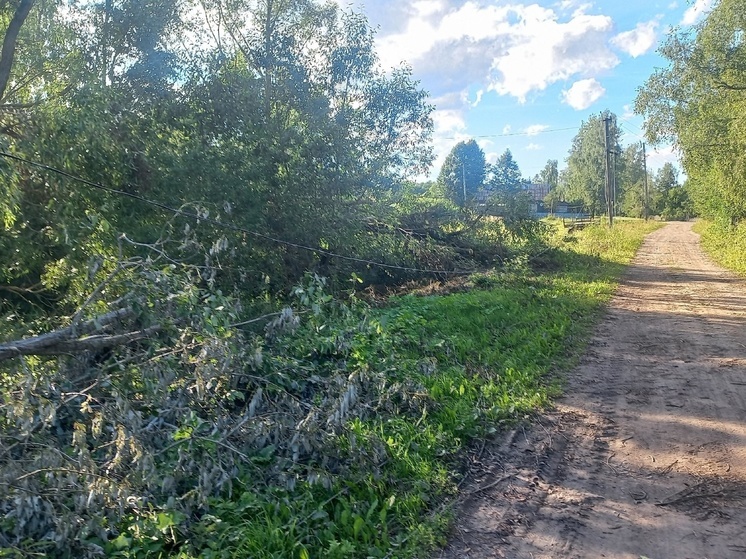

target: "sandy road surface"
[438,221,746,559]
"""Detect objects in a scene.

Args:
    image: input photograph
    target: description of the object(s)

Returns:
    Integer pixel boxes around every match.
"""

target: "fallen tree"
[0,307,160,361]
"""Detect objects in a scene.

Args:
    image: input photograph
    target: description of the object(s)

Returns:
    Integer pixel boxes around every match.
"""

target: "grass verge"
[102,220,660,559]
[694,219,746,276]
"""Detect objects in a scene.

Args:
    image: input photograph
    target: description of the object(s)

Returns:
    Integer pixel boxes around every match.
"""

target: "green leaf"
[156,511,183,532]
[353,516,365,539]
[173,425,193,441]
[111,533,132,550]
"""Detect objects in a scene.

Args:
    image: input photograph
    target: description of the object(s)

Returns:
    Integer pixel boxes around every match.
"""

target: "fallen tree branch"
[0,283,48,295]
[0,307,157,361]
[20,326,161,356]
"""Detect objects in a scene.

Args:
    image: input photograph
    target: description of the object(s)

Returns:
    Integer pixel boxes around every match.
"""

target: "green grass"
[694,219,746,276]
[108,220,660,559]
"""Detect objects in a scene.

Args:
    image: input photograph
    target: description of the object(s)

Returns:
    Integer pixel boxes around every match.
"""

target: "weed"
[695,220,746,276]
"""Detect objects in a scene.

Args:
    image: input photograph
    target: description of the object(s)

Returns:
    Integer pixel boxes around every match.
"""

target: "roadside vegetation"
[636,0,746,236]
[0,218,659,559]
[694,220,746,276]
[5,0,743,554]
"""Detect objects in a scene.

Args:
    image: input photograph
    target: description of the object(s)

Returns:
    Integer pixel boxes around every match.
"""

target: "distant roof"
[524,182,551,201]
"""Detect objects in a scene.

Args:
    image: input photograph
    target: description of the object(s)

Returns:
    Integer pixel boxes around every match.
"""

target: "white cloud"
[571,3,593,17]
[502,124,512,135]
[432,108,467,135]
[622,104,635,119]
[525,124,550,136]
[427,108,469,178]
[484,151,500,165]
[430,91,466,110]
[526,143,542,151]
[611,20,659,57]
[557,0,591,15]
[375,2,510,71]
[488,7,618,101]
[562,78,606,110]
[470,89,484,107]
[411,0,444,18]
[681,0,714,25]
[647,144,681,171]
[375,2,619,102]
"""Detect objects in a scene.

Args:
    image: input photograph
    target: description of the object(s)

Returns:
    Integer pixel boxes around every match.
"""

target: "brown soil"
[437,221,746,559]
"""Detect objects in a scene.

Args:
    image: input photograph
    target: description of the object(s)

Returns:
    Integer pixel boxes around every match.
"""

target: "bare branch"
[0,0,36,102]
[0,307,140,361]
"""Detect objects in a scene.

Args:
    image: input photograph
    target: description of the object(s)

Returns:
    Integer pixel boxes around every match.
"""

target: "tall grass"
[694,220,746,275]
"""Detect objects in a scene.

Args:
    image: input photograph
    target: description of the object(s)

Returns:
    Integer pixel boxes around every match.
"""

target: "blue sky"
[348,0,713,180]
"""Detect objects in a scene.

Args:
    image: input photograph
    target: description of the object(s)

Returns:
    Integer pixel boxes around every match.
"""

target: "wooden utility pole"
[642,142,649,221]
[603,115,613,226]
[611,148,618,216]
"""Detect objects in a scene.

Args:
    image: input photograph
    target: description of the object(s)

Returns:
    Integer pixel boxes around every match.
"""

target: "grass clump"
[694,219,746,276]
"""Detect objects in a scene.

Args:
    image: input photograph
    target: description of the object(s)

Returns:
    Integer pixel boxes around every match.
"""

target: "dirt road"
[439,221,746,559]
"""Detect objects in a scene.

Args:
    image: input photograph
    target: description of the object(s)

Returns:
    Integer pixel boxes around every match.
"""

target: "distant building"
[474,182,586,217]
[523,182,587,217]
[524,182,551,201]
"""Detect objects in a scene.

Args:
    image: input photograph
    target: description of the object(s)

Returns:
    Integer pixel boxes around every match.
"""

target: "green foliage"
[695,219,746,275]
[0,0,436,309]
[0,0,667,557]
[481,149,536,224]
[558,220,662,271]
[618,144,647,218]
[0,218,659,559]
[563,111,622,215]
[538,159,559,190]
[643,161,690,220]
[658,186,694,221]
[635,0,746,224]
[489,148,523,191]
[437,140,486,207]
[655,162,680,193]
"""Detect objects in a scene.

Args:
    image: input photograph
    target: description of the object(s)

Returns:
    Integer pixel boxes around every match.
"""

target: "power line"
[620,122,646,141]
[618,116,648,142]
[0,150,475,276]
[618,116,645,135]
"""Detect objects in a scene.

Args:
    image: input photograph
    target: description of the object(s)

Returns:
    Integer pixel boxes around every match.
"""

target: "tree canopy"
[437,139,486,206]
[619,143,648,218]
[489,148,523,191]
[563,111,622,216]
[538,159,559,189]
[635,0,746,224]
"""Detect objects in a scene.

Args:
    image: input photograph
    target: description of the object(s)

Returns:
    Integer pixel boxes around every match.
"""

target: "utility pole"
[642,142,649,221]
[603,115,613,226]
[611,148,618,217]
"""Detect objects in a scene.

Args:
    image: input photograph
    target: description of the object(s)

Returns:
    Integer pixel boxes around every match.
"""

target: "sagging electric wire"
[0,150,475,276]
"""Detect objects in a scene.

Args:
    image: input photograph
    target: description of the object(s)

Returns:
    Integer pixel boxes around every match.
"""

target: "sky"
[347,0,714,181]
